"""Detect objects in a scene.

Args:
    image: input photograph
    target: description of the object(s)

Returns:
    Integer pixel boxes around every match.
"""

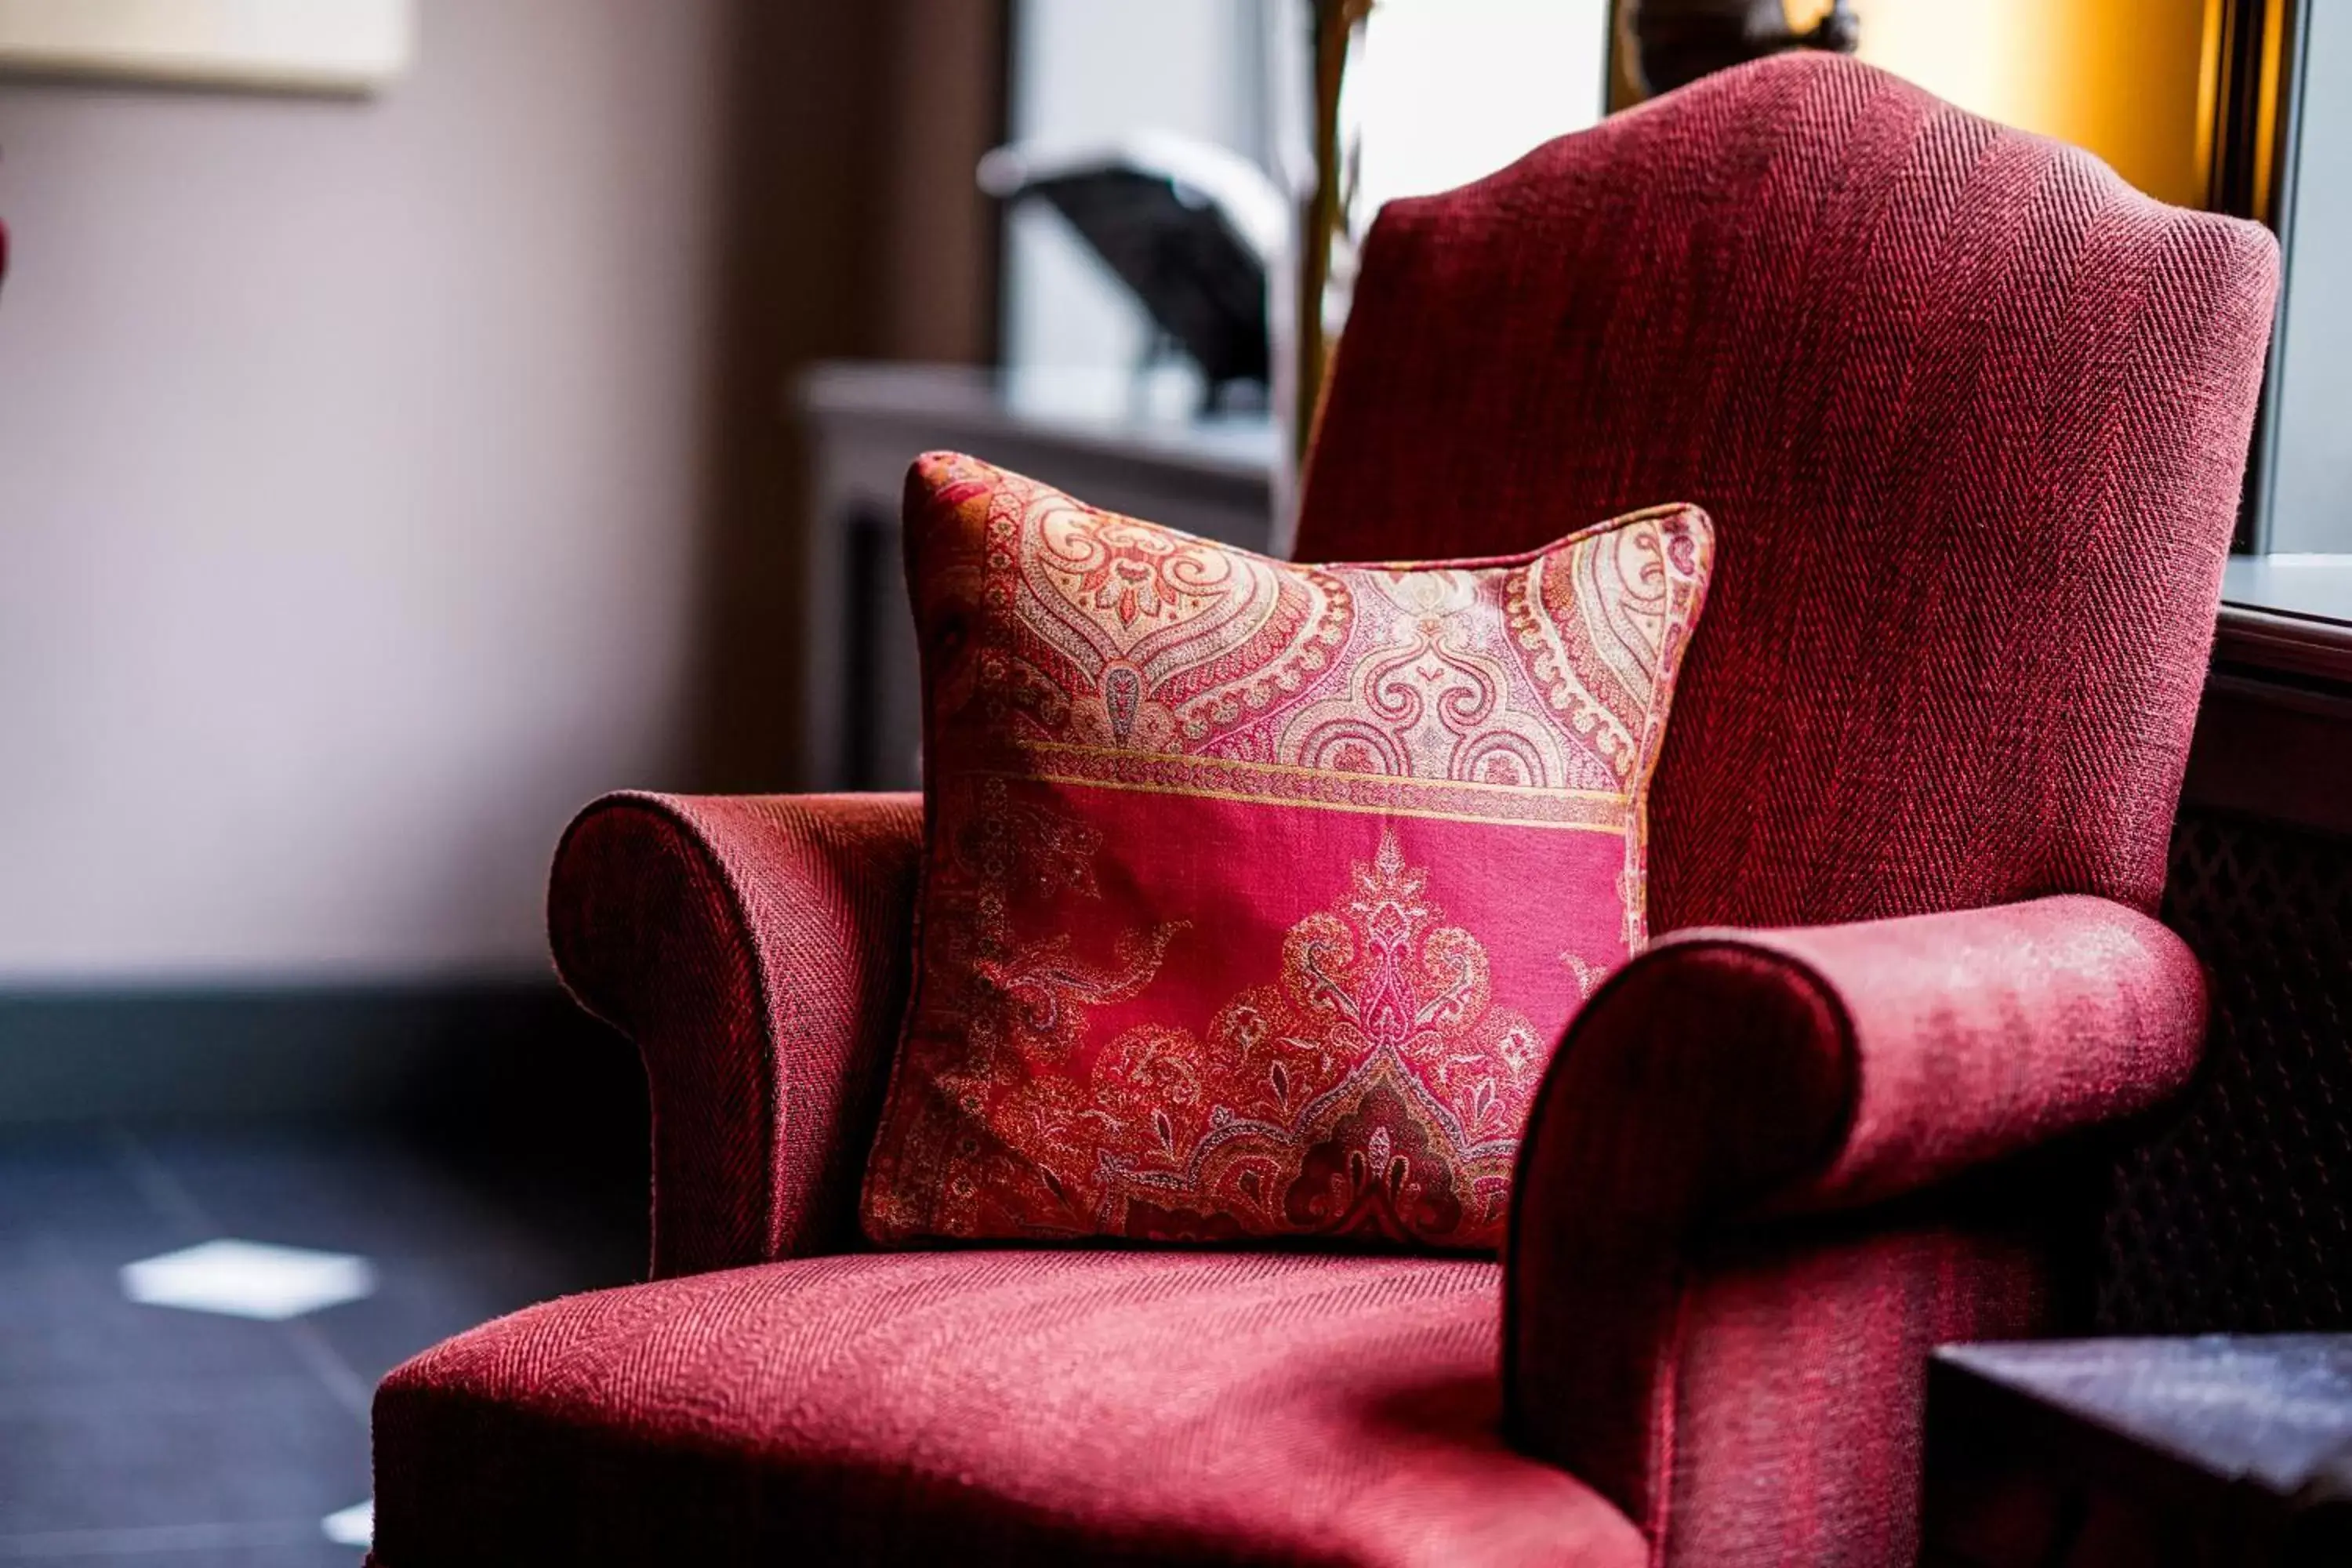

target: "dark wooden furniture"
[2097,582,2352,1341]
[1923,1337,2352,1566]
[1969,579,2352,1566]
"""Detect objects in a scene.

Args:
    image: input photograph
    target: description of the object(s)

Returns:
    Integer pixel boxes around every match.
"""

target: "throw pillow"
[862,452,1713,1250]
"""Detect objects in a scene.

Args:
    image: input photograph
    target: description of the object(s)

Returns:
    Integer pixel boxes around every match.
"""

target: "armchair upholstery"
[1298,60,2274,937]
[546,791,920,1276]
[371,53,2278,1568]
[1507,897,2207,1562]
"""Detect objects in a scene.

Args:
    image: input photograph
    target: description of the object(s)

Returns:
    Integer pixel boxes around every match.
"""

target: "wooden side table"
[1924,1337,2352,1566]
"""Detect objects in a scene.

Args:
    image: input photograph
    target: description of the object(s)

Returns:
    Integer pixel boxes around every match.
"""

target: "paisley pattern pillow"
[861,453,1714,1250]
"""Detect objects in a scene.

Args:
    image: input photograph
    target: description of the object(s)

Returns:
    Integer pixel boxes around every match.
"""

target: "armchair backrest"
[1296,53,2278,935]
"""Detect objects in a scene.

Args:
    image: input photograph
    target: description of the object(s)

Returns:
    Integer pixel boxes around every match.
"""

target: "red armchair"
[368,56,2278,1566]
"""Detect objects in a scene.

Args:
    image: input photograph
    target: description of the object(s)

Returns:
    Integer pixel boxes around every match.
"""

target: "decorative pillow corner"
[862,451,1714,1251]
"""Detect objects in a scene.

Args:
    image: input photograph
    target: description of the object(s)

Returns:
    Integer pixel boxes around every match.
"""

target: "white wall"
[2267,0,2352,551]
[1000,0,1610,377]
[1346,0,1610,217]
[0,0,724,982]
[1002,0,1268,377]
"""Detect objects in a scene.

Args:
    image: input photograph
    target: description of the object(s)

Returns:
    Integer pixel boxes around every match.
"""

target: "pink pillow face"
[863,453,1715,1250]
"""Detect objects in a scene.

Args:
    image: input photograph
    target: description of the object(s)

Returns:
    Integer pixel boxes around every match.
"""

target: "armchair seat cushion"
[370,1251,1640,1568]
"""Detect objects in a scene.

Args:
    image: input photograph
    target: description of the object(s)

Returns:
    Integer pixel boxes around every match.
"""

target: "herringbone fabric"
[1308,60,2272,1558]
[1506,895,2207,1563]
[371,1251,1642,1568]
[1298,54,2278,935]
[548,792,922,1276]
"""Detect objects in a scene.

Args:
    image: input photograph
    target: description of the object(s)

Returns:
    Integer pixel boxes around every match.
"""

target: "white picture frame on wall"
[0,0,412,95]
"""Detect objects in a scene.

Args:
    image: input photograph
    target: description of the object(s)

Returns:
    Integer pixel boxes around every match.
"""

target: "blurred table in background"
[797,362,1279,791]
[1923,1336,2352,1566]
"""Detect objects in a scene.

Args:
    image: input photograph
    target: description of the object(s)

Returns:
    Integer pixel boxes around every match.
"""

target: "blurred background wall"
[0,0,1001,1116]
[0,0,716,982]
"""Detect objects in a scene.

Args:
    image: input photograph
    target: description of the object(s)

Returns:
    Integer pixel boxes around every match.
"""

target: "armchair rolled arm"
[1504,895,2205,1564]
[549,792,923,1279]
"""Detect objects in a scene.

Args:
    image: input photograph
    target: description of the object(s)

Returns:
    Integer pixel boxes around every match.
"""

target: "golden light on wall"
[1613,0,2227,213]
[1841,0,2211,209]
